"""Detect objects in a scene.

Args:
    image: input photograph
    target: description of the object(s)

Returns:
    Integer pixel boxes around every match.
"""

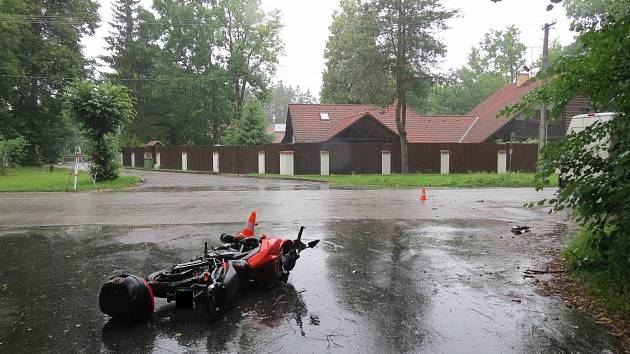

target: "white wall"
[181,152,188,171]
[280,151,294,175]
[258,151,266,174]
[497,150,507,174]
[212,152,219,173]
[320,151,329,176]
[440,150,450,175]
[381,150,391,175]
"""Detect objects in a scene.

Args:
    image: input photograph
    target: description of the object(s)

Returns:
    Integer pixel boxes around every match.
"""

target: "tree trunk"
[395,78,408,174]
[395,3,408,174]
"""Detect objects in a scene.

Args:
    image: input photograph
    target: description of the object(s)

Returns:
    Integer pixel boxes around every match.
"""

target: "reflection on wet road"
[0,219,623,353]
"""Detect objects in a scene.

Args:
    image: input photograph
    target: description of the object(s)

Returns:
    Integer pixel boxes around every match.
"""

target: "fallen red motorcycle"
[99,212,319,322]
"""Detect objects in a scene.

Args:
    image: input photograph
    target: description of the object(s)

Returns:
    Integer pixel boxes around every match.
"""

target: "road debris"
[511,226,530,235]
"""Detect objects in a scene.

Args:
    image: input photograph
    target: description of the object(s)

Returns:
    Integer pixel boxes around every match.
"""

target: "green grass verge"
[0,166,141,192]
[251,172,557,188]
[564,227,629,318]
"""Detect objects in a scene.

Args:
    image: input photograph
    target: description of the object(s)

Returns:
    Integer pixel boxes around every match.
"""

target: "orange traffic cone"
[239,212,256,238]
[420,187,427,201]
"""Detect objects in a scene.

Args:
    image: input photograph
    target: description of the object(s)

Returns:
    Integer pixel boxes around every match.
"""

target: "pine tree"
[223,100,272,145]
[373,0,456,173]
[103,0,141,82]
[102,0,158,145]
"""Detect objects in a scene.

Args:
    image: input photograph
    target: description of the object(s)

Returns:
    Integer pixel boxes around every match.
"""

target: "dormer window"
[320,112,330,120]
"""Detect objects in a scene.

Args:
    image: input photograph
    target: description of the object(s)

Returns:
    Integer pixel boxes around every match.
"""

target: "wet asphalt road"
[0,170,624,353]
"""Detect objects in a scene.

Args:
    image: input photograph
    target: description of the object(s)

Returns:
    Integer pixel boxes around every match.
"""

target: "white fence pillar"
[119,152,123,165]
[279,151,294,176]
[181,152,188,171]
[258,151,266,174]
[156,153,161,168]
[381,150,391,175]
[320,151,329,176]
[497,150,507,174]
[440,150,450,175]
[131,152,135,168]
[212,152,219,173]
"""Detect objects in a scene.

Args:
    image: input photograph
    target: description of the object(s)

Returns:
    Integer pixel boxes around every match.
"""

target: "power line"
[0,15,550,29]
[0,72,323,82]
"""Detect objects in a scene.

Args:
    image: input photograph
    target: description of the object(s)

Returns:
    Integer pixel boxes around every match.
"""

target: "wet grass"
[252,172,557,188]
[0,166,141,192]
[564,227,629,319]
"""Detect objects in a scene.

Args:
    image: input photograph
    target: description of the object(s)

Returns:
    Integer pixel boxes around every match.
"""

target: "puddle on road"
[0,220,623,353]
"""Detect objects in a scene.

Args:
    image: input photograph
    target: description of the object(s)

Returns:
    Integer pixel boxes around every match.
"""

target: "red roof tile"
[321,113,399,141]
[463,80,543,142]
[286,104,477,143]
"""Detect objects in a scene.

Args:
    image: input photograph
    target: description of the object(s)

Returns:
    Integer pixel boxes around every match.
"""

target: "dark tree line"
[0,0,284,164]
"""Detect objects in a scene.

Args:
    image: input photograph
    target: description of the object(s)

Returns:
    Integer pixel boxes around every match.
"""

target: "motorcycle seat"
[213,245,260,260]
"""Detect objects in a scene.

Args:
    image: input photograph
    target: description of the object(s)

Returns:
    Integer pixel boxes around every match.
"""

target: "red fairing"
[247,237,281,268]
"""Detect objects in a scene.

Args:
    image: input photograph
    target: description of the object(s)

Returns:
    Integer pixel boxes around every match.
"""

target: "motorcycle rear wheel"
[147,269,199,298]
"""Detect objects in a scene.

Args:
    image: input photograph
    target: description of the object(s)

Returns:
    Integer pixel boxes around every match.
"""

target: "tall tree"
[129,0,282,145]
[102,0,158,146]
[103,0,141,82]
[150,0,233,145]
[216,0,283,121]
[0,0,99,163]
[373,0,456,173]
[320,0,393,104]
[476,25,527,82]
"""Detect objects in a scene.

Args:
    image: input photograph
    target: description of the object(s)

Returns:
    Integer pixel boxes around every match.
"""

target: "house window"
[320,112,330,120]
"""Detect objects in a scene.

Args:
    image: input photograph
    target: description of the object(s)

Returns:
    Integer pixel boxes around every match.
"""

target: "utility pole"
[538,21,556,159]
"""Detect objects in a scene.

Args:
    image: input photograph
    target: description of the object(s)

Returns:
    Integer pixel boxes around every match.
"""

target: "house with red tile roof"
[281,74,588,144]
[281,104,478,144]
[462,74,589,143]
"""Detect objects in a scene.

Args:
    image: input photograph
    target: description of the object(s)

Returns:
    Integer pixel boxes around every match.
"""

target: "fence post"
[131,152,135,168]
[440,150,450,175]
[497,150,507,174]
[156,153,161,168]
[212,151,219,173]
[320,150,329,176]
[258,151,266,174]
[119,152,123,166]
[181,152,188,171]
[381,150,391,175]
[279,151,294,175]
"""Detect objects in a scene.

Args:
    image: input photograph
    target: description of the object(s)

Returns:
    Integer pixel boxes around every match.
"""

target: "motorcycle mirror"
[307,240,320,248]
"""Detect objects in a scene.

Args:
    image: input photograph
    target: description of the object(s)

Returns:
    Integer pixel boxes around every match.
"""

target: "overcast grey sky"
[83,0,575,98]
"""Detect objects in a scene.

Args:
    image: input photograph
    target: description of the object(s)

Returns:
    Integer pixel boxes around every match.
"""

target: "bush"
[0,136,28,175]
[564,225,630,316]
[64,81,135,181]
[223,100,272,145]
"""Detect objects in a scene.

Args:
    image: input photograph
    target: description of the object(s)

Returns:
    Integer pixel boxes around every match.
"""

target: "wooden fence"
[122,142,538,175]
